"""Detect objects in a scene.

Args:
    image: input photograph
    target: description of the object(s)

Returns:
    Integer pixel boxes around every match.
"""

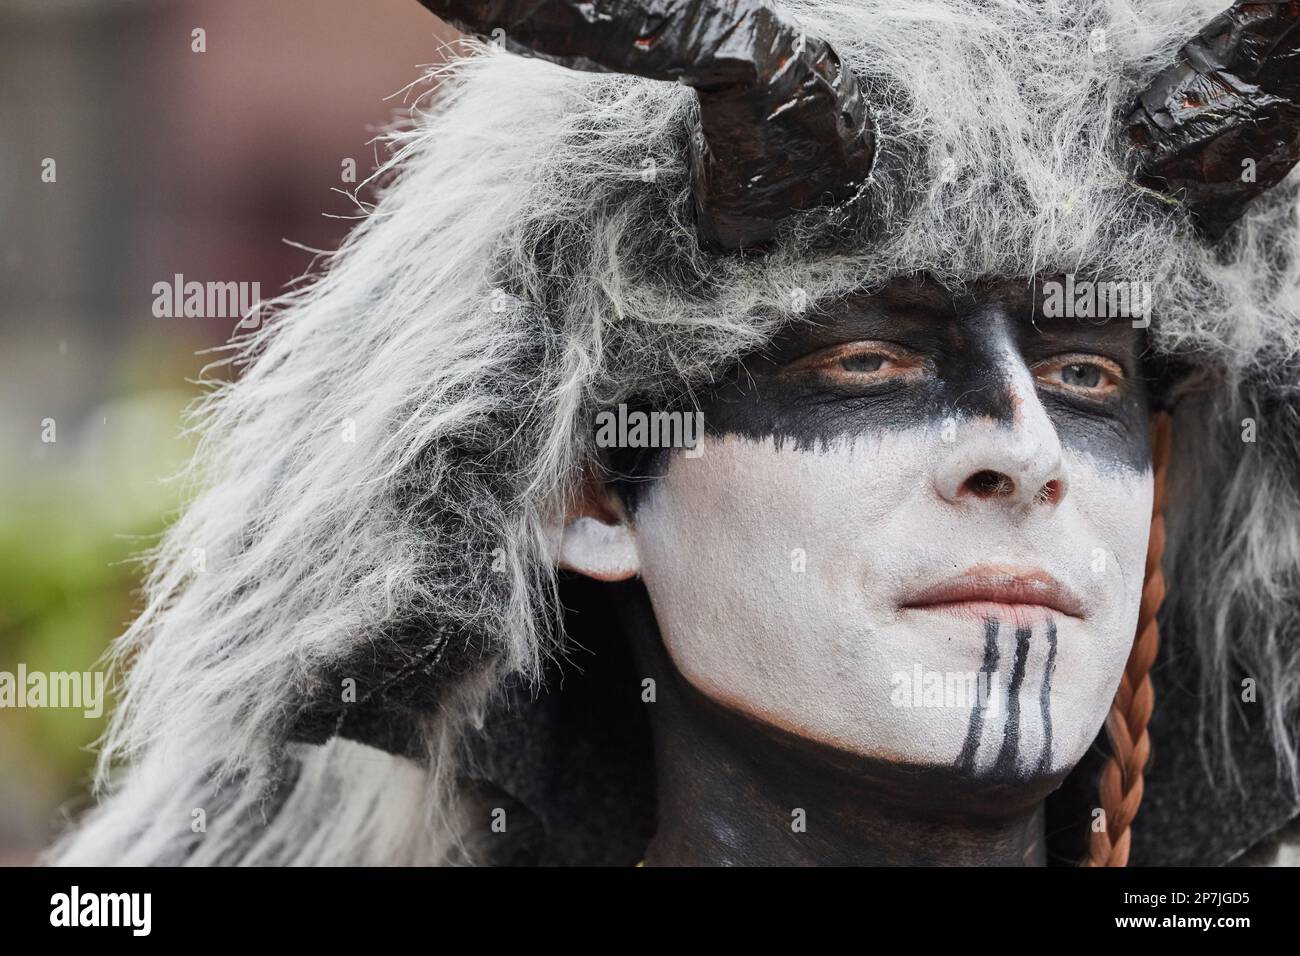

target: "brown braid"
[1083,412,1172,867]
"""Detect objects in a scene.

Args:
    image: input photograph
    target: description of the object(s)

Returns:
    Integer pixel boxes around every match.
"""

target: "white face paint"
[557,288,1155,783]
[628,396,1152,780]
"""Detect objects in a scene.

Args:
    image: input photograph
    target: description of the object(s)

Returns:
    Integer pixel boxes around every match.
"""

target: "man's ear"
[554,474,640,582]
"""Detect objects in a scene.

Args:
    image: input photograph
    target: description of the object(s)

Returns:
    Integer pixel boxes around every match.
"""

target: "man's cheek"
[640,432,932,597]
[1061,451,1154,615]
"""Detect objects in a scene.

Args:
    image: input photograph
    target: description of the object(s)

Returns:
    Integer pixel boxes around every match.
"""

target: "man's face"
[626,278,1154,790]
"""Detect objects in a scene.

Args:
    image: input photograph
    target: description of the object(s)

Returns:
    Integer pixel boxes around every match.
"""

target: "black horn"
[1124,1,1300,238]
[415,0,876,252]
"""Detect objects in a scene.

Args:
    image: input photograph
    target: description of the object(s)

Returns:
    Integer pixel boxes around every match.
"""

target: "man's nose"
[933,358,1067,509]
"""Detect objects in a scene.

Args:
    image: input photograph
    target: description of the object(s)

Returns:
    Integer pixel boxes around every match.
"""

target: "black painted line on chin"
[955,619,1001,772]
[992,626,1032,777]
[1034,619,1058,776]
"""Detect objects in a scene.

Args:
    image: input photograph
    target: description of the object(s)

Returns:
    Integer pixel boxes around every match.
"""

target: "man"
[54,0,1300,865]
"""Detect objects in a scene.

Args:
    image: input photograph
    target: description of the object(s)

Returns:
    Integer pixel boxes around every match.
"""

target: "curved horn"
[1124,1,1300,238]
[416,0,875,252]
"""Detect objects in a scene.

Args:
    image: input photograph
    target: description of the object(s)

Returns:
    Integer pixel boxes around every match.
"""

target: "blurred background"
[0,0,456,863]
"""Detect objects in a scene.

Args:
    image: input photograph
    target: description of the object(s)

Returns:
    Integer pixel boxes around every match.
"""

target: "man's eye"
[840,353,888,374]
[782,342,926,385]
[1036,357,1123,396]
[1060,363,1101,388]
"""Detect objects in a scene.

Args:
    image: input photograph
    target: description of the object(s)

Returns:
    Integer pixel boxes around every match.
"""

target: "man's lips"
[899,566,1086,621]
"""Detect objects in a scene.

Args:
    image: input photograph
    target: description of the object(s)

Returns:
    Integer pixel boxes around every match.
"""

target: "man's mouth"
[899,565,1086,624]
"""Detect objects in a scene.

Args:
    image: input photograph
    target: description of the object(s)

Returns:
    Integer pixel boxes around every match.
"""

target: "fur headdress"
[53,0,1300,866]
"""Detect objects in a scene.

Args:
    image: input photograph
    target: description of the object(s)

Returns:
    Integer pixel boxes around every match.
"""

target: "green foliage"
[0,388,193,799]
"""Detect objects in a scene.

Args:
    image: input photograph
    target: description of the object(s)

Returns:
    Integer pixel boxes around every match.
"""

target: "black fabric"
[459,573,657,865]
[1132,604,1300,865]
[288,621,481,761]
[287,575,658,865]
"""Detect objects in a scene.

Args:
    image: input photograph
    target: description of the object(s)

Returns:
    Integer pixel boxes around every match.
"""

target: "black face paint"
[616,277,1154,494]
[956,619,1001,772]
[1035,621,1059,776]
[992,626,1032,777]
[955,616,1061,783]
